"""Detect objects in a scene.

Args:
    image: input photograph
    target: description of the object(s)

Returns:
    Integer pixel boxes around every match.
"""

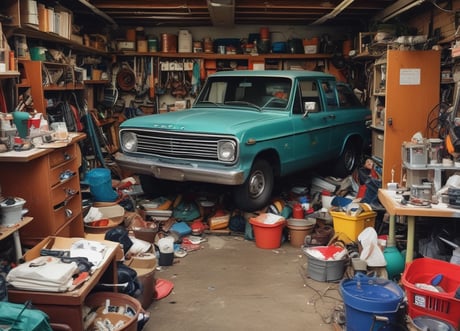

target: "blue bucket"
[83,168,118,202]
[340,273,405,331]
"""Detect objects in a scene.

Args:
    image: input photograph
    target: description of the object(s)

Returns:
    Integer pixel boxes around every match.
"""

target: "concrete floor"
[145,235,344,331]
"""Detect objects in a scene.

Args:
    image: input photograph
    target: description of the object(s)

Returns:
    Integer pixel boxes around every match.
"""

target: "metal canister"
[148,37,158,52]
[203,37,213,53]
[161,33,177,53]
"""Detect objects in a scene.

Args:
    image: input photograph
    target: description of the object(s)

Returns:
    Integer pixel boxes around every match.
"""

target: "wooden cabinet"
[0,133,86,247]
[370,49,441,185]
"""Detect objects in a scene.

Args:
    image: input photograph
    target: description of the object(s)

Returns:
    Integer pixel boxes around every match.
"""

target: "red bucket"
[249,215,286,249]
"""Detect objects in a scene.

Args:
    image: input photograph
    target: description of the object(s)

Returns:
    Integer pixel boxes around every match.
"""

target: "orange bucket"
[249,216,286,249]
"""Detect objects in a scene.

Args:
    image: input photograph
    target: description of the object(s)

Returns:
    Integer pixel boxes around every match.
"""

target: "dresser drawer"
[50,161,78,187]
[51,176,80,207]
[49,145,76,167]
[52,193,81,232]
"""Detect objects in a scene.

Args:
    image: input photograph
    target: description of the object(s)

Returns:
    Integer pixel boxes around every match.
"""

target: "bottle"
[292,203,304,219]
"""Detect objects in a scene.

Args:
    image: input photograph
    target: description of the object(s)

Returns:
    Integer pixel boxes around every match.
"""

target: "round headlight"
[121,132,138,152]
[218,140,236,161]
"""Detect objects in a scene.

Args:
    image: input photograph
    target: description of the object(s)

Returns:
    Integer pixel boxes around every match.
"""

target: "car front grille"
[123,129,237,163]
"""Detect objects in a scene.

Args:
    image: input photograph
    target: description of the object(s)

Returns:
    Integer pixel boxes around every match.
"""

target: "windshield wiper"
[224,101,261,111]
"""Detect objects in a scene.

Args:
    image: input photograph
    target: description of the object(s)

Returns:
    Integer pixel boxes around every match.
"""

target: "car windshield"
[194,76,292,111]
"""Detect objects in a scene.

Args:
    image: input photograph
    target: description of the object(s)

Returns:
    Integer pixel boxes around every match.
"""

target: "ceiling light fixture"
[311,0,354,25]
[374,0,426,22]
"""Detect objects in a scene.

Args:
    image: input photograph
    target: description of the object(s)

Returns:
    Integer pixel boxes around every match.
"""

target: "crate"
[330,210,376,242]
[401,257,460,329]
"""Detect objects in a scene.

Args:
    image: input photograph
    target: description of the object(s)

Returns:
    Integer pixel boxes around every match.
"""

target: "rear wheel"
[233,159,274,211]
[333,140,360,178]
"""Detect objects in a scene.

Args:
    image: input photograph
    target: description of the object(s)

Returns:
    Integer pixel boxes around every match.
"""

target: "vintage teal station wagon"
[115,70,371,211]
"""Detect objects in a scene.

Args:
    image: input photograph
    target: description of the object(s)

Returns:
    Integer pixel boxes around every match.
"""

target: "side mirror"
[303,101,317,117]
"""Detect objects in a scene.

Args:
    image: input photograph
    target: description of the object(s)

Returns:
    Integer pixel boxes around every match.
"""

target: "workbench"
[378,189,460,263]
[7,236,121,330]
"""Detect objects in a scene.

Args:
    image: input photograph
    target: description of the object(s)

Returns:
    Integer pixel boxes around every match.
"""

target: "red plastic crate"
[401,257,460,329]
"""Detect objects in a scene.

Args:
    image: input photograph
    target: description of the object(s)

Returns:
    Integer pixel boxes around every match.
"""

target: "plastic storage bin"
[401,257,460,329]
[330,210,376,242]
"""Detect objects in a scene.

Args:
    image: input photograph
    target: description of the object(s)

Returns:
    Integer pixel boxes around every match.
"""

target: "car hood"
[120,107,284,135]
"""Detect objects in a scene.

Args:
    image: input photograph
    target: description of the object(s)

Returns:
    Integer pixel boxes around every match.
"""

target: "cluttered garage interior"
[1,0,460,330]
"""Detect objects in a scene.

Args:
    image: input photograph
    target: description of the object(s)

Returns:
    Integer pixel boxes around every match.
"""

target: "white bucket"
[158,236,174,253]
[178,30,192,53]
[0,197,26,226]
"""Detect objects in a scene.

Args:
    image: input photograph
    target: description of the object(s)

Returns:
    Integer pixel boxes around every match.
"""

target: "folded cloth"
[6,256,78,292]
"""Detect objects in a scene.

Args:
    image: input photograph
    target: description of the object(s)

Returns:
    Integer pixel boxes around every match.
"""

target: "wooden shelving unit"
[370,49,441,185]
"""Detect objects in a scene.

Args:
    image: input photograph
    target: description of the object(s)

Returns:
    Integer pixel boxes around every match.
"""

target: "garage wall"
[408,0,460,42]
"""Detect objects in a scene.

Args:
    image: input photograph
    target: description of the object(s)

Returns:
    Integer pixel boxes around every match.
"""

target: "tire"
[233,159,274,211]
[333,140,360,178]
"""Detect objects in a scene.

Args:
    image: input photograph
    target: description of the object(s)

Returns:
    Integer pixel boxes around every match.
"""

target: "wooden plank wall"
[408,0,460,42]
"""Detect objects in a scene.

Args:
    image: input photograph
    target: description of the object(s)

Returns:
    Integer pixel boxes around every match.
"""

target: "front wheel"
[233,159,274,212]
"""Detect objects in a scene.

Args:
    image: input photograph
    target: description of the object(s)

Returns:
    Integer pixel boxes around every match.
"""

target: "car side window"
[337,84,363,109]
[321,81,338,110]
[299,80,321,113]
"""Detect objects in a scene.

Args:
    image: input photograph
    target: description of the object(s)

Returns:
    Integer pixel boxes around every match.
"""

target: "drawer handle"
[63,152,71,161]
[60,170,75,181]
[64,188,77,197]
[65,209,73,218]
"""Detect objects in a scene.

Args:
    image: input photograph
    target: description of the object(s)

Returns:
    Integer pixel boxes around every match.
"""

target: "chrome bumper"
[114,152,245,185]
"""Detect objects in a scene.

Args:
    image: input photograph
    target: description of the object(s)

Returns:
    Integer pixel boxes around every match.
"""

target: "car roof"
[209,70,335,80]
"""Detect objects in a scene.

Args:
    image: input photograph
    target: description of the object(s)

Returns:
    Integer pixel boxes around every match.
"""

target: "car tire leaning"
[233,159,274,212]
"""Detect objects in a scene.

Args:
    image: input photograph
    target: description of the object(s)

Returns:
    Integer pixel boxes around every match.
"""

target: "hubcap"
[248,170,265,198]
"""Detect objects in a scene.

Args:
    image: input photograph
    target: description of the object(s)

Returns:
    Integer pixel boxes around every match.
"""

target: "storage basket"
[401,257,460,329]
[330,210,376,242]
[84,292,143,331]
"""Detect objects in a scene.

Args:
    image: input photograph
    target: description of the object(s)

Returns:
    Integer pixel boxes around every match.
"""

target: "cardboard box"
[124,253,157,309]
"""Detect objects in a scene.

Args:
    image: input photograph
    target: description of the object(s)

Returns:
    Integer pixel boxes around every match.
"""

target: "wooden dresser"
[0,132,86,247]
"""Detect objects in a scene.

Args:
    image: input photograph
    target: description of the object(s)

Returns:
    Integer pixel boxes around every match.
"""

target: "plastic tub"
[249,214,286,249]
[330,210,376,242]
[340,273,405,331]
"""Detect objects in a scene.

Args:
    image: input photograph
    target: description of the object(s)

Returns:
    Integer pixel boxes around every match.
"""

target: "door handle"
[327,114,336,119]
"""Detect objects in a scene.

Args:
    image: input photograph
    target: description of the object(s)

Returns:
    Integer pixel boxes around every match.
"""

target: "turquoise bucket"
[83,168,118,202]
